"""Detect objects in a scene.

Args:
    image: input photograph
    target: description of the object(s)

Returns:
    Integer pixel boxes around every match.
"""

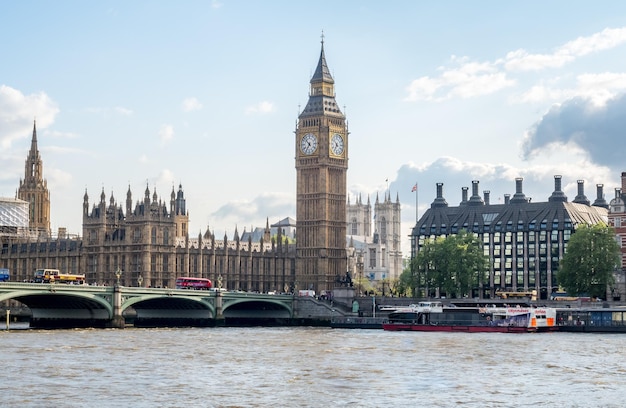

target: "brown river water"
[0,327,624,407]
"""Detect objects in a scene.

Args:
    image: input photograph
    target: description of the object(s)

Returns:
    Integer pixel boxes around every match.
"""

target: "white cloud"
[156,169,176,190]
[506,27,626,72]
[406,26,626,102]
[210,192,294,236]
[562,27,626,59]
[245,101,275,115]
[517,72,626,105]
[575,72,626,106]
[0,85,59,149]
[114,106,133,116]
[504,49,575,72]
[182,97,203,112]
[405,57,515,101]
[46,167,74,191]
[517,85,570,104]
[158,124,174,146]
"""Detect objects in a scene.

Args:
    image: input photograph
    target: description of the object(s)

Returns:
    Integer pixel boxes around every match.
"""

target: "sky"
[2,1,626,255]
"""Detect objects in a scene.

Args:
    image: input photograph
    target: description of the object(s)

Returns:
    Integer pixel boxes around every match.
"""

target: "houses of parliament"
[0,42,403,293]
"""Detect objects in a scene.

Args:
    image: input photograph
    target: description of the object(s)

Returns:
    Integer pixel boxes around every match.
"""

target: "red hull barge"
[382,302,558,333]
[382,323,548,333]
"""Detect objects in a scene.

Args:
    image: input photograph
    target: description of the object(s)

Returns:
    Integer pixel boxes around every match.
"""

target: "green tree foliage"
[397,266,415,297]
[557,223,620,299]
[410,230,488,298]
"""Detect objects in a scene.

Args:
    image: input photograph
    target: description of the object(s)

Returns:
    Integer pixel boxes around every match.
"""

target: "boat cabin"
[415,301,443,313]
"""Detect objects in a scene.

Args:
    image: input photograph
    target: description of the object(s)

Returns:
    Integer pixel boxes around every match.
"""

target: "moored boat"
[382,301,558,333]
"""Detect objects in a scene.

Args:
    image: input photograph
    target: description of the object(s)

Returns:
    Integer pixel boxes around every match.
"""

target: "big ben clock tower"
[295,38,348,292]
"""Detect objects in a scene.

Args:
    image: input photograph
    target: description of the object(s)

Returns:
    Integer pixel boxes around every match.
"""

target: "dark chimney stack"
[510,177,528,204]
[548,175,567,202]
[573,179,590,205]
[468,180,484,205]
[592,184,608,208]
[460,187,469,206]
[431,182,448,208]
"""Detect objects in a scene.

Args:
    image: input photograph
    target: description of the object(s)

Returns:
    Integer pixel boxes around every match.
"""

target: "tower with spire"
[18,120,51,237]
[295,36,348,292]
[346,191,403,286]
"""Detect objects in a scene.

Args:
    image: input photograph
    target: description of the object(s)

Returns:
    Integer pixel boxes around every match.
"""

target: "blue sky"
[2,1,626,254]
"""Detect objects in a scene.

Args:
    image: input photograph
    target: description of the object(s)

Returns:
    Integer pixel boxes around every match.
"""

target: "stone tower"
[18,120,51,237]
[347,194,372,237]
[295,38,348,292]
[374,191,403,277]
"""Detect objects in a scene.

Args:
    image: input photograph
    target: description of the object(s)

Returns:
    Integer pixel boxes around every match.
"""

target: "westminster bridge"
[0,282,341,328]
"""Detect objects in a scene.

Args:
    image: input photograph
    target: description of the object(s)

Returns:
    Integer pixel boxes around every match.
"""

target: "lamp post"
[115,268,121,287]
[356,251,364,297]
[137,275,143,288]
[218,274,223,290]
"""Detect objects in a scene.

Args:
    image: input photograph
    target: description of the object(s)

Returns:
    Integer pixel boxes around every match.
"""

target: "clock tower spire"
[295,37,348,293]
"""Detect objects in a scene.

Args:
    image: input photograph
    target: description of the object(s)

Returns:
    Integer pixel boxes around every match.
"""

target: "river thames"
[1,327,624,407]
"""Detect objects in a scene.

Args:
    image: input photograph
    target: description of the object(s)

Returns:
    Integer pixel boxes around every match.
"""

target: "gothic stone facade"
[2,184,297,291]
[346,191,403,284]
[295,40,348,292]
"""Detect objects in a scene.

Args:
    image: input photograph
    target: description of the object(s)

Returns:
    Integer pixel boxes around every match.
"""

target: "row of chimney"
[431,175,612,209]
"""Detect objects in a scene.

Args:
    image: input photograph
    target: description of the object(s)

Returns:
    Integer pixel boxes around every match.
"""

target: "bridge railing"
[0,281,112,293]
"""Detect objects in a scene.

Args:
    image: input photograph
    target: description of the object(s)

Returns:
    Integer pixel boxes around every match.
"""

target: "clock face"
[300,133,317,155]
[331,133,344,156]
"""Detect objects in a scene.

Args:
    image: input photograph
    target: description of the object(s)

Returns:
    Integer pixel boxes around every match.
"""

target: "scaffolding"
[0,198,29,237]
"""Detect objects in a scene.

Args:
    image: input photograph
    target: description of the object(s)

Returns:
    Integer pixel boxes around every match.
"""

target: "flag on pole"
[411,183,417,192]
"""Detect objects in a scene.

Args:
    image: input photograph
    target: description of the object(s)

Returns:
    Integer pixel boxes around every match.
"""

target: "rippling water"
[1,327,624,407]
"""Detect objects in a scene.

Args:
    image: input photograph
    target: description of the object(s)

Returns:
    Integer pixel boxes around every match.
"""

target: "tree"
[557,223,620,299]
[397,266,415,297]
[410,230,488,298]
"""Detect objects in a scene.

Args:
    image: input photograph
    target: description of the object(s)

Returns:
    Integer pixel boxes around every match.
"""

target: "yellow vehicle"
[34,268,86,284]
[496,290,537,301]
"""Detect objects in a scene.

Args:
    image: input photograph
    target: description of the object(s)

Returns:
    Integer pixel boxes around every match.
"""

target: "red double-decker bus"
[175,277,212,290]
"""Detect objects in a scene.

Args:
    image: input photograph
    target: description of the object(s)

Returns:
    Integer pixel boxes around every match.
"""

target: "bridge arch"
[222,297,292,320]
[122,294,215,315]
[122,294,216,325]
[0,287,114,326]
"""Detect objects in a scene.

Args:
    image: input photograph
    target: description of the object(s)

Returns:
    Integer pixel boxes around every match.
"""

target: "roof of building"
[413,178,609,236]
[271,217,296,228]
[299,41,343,119]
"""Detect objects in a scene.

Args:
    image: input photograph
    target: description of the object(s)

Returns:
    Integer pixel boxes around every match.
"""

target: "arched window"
[351,217,358,235]
[381,217,387,243]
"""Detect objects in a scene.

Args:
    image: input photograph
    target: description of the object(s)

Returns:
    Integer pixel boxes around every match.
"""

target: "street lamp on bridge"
[115,268,122,286]
[356,251,364,297]
[137,275,143,287]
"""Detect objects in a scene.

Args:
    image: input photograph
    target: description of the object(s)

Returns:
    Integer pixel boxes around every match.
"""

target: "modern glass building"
[410,176,609,300]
